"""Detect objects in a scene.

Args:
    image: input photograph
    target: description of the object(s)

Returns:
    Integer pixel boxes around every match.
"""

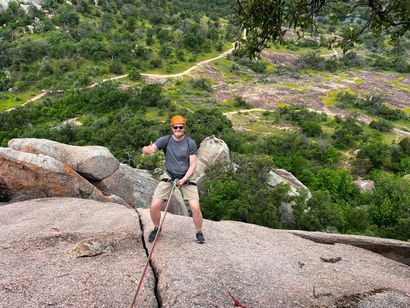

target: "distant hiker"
[142,115,205,244]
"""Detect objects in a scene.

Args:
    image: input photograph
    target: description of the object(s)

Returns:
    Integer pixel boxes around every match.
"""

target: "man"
[142,115,205,244]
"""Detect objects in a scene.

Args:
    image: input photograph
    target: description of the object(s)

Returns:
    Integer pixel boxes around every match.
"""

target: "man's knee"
[189,200,201,212]
[151,198,163,209]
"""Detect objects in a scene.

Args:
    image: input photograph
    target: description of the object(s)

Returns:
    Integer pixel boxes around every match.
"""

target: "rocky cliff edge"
[1,198,409,307]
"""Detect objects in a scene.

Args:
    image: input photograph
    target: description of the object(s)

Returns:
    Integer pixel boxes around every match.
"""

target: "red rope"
[228,290,247,307]
[130,181,178,308]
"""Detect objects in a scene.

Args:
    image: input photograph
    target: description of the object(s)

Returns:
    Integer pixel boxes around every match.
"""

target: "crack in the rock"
[136,208,162,307]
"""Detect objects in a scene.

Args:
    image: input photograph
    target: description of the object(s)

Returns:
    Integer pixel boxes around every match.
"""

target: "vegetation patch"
[321,89,344,106]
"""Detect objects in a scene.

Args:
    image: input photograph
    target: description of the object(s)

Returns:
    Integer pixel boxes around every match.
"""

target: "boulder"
[268,168,311,224]
[0,147,116,204]
[94,164,188,216]
[0,198,156,307]
[8,138,119,181]
[138,209,410,307]
[191,136,230,194]
[354,178,375,194]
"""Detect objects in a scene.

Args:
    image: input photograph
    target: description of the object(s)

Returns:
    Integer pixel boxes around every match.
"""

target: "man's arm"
[182,154,197,182]
[142,141,158,155]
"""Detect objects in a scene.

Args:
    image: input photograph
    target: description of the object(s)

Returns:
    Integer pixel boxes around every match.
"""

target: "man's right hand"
[142,141,157,155]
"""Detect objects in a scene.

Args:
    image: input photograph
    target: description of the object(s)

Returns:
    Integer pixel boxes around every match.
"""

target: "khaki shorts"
[153,181,199,201]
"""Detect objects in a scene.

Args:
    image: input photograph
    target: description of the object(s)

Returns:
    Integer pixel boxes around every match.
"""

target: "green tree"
[0,71,10,91]
[366,171,410,241]
[53,4,80,27]
[186,108,235,144]
[294,190,346,232]
[202,154,290,228]
[237,0,410,56]
[357,140,391,170]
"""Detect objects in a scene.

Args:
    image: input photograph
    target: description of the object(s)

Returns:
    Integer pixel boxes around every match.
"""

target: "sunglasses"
[172,125,185,130]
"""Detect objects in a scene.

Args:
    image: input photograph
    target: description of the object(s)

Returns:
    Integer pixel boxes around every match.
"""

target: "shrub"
[201,154,290,228]
[296,38,320,49]
[129,69,141,81]
[109,61,124,74]
[133,151,164,173]
[398,137,410,155]
[335,91,357,108]
[233,96,251,108]
[301,121,322,137]
[192,78,213,92]
[369,119,393,132]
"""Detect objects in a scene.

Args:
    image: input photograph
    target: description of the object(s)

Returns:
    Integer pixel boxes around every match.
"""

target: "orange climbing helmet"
[170,115,186,127]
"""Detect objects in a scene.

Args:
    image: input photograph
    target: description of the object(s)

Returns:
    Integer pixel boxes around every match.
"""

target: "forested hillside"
[0,0,235,95]
[1,0,409,242]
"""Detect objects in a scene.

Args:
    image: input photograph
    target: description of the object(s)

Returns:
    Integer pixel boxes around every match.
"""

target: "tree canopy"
[237,0,410,55]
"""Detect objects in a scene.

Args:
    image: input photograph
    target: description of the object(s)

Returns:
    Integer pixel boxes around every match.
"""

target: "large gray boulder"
[268,168,311,224]
[94,164,188,216]
[9,138,119,181]
[0,147,117,204]
[138,209,410,307]
[0,198,156,307]
[191,136,230,194]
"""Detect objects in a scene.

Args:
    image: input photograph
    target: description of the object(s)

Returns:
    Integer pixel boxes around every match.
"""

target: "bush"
[186,108,235,145]
[233,96,251,108]
[294,190,346,232]
[201,154,290,228]
[399,137,410,155]
[335,91,357,108]
[133,151,164,173]
[357,140,392,170]
[301,121,322,137]
[366,171,410,241]
[109,61,124,74]
[369,119,393,132]
[340,52,365,68]
[0,71,11,91]
[129,69,141,81]
[296,38,320,49]
[192,78,213,92]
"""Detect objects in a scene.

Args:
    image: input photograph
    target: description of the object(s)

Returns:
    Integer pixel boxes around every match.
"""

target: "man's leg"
[148,197,164,242]
[150,198,163,228]
[188,199,203,232]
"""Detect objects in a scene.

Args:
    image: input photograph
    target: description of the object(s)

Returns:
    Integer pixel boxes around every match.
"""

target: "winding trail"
[140,47,234,79]
[5,46,235,112]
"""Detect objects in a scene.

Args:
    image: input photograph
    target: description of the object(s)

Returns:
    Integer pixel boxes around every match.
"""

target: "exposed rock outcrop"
[1,198,410,307]
[268,168,312,224]
[0,198,156,307]
[354,178,375,194]
[138,208,410,307]
[9,138,119,181]
[0,147,115,204]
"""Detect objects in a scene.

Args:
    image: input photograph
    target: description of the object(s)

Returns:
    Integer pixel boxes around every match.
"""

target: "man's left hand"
[177,178,186,187]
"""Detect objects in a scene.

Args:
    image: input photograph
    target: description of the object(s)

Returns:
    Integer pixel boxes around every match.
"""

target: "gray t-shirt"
[155,135,197,178]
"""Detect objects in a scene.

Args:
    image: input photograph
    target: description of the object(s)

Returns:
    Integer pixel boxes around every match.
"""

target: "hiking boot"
[148,227,158,243]
[196,231,205,244]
